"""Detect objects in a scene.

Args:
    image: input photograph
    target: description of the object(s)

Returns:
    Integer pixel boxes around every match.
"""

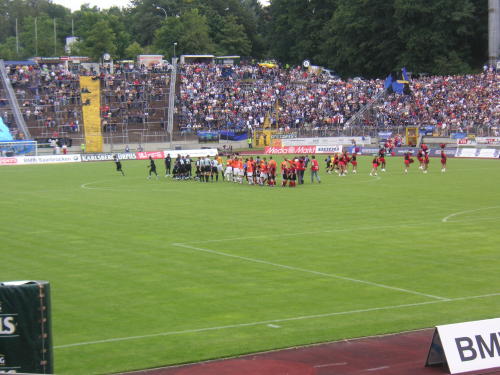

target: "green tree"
[217,15,252,56]
[124,41,143,59]
[0,36,26,59]
[322,0,401,78]
[269,0,337,65]
[394,0,484,75]
[153,16,183,57]
[153,8,214,57]
[20,15,64,57]
[77,19,117,60]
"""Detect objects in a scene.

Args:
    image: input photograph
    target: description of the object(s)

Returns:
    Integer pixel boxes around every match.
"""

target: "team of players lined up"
[113,144,448,184]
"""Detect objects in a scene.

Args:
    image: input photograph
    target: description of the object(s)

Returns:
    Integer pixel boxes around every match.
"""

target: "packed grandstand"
[0,60,498,149]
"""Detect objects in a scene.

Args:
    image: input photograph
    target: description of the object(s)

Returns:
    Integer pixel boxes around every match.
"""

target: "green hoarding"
[0,281,53,374]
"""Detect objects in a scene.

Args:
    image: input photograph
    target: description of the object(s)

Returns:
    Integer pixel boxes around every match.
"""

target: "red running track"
[118,329,500,375]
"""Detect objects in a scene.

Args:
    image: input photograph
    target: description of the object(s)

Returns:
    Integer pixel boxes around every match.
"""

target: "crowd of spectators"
[178,63,499,137]
[2,61,498,142]
[6,64,83,138]
[177,64,383,134]
[4,63,171,140]
[367,70,499,136]
[100,67,170,135]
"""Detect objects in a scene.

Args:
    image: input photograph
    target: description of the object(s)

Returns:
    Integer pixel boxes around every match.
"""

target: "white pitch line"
[442,206,500,223]
[54,292,500,349]
[172,242,447,301]
[183,222,431,245]
[364,365,390,372]
[314,362,348,368]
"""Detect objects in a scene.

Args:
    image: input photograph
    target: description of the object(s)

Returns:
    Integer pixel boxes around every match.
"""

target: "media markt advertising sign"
[0,281,53,374]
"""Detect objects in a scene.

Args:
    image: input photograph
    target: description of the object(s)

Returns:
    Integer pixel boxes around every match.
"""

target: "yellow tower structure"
[80,76,103,152]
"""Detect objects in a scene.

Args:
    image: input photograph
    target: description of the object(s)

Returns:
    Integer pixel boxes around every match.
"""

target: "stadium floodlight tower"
[489,0,500,67]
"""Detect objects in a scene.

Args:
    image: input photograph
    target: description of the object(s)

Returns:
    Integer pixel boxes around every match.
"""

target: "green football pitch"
[1,155,499,374]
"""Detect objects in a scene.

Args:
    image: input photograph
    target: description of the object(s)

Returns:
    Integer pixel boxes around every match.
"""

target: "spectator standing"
[310,155,321,183]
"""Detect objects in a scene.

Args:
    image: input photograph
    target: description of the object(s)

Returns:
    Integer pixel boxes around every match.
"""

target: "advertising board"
[282,136,371,147]
[163,149,218,158]
[426,318,500,374]
[81,153,137,162]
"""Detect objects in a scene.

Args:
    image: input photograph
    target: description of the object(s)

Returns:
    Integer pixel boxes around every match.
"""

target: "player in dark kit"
[350,153,358,174]
[147,156,159,179]
[113,154,124,176]
[378,147,386,171]
[370,156,379,176]
[164,154,171,176]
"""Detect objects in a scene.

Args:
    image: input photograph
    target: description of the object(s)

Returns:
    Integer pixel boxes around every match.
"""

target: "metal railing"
[167,58,178,143]
[0,60,31,139]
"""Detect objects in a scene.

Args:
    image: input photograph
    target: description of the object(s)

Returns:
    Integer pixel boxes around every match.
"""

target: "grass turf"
[1,155,499,374]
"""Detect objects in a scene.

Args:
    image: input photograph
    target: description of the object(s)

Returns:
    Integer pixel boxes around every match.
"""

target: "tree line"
[0,0,488,78]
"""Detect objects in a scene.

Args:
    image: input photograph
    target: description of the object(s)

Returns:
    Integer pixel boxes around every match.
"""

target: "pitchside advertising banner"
[163,148,218,158]
[281,136,371,147]
[476,137,500,145]
[264,145,343,154]
[426,318,500,374]
[0,281,53,374]
[0,154,82,165]
[81,152,137,162]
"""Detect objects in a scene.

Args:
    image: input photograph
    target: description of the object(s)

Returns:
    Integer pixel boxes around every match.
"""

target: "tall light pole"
[173,42,177,58]
[489,0,500,67]
[35,17,38,56]
[156,6,168,19]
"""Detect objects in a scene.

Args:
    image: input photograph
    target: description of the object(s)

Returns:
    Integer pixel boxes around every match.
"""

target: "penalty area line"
[442,206,500,223]
[54,292,500,349]
[172,242,448,301]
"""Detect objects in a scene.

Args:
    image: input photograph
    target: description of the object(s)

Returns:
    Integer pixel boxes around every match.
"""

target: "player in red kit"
[268,157,277,186]
[281,159,288,187]
[417,150,424,170]
[423,153,430,174]
[440,144,447,173]
[370,156,379,176]
[403,152,414,174]
[338,153,347,177]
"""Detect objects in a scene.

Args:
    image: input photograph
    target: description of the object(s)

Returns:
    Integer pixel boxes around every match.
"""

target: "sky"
[52,0,269,12]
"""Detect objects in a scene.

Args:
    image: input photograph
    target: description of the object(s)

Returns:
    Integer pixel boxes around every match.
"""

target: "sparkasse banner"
[315,145,343,154]
[21,154,81,164]
[426,318,500,374]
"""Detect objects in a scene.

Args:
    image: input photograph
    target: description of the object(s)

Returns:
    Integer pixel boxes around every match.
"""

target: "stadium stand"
[6,63,84,140]
[1,60,498,146]
[177,64,499,138]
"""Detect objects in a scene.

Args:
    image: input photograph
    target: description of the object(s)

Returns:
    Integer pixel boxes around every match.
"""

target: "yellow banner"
[80,77,103,153]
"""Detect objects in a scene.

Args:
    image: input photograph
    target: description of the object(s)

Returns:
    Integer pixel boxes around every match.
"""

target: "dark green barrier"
[0,281,53,374]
